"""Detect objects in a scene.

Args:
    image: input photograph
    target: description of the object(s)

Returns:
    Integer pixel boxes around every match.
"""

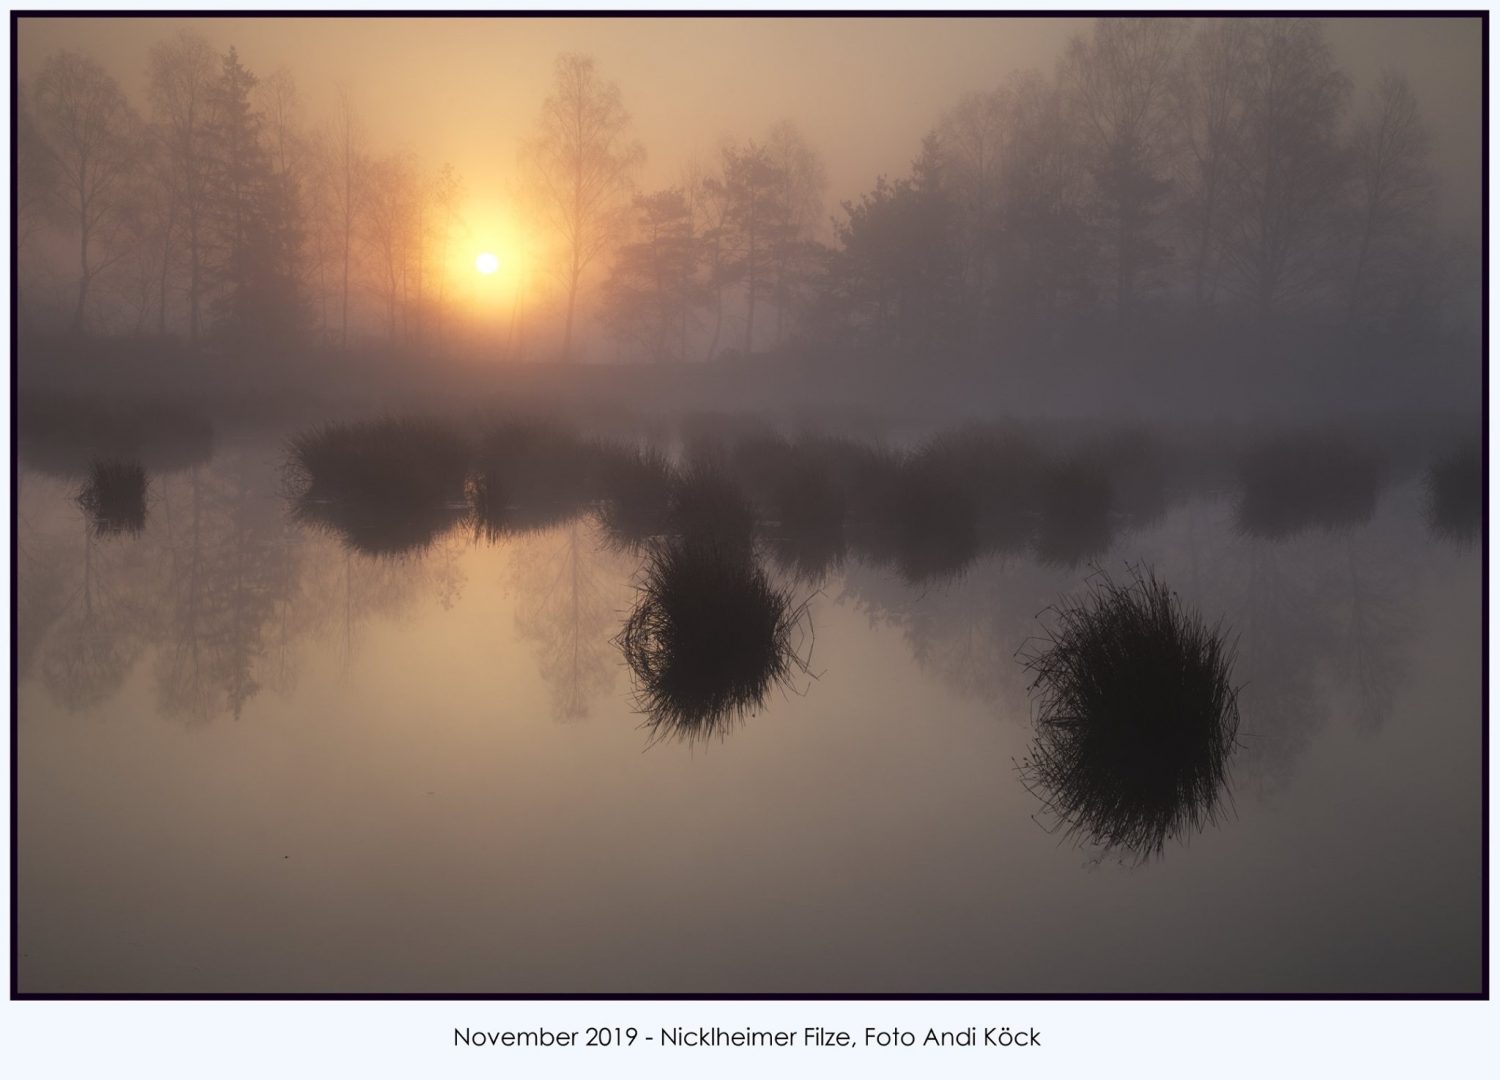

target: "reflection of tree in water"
[505,515,633,721]
[840,552,1063,712]
[1222,540,1333,795]
[16,511,72,683]
[37,517,148,711]
[301,531,466,675]
[1328,528,1413,736]
[151,451,468,718]
[152,459,288,722]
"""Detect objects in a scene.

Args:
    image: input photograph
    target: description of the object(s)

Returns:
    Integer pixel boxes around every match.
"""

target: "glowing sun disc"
[475,252,500,275]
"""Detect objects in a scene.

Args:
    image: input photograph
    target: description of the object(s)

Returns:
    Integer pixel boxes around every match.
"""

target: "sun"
[475,252,500,275]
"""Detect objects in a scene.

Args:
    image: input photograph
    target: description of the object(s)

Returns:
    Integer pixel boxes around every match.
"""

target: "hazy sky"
[16,15,1484,238]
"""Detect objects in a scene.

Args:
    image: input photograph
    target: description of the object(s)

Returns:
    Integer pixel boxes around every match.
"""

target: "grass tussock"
[286,416,471,506]
[617,537,811,744]
[596,442,679,550]
[470,421,603,539]
[1018,567,1240,862]
[76,459,148,537]
[668,461,758,552]
[729,436,847,582]
[284,416,472,556]
[1426,442,1482,548]
[1033,458,1115,568]
[1236,433,1384,539]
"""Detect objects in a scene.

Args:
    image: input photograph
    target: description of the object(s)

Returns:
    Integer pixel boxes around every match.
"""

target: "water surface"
[16,430,1482,994]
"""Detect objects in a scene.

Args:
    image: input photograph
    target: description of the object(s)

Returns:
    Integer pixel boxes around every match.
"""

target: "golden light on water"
[475,251,500,275]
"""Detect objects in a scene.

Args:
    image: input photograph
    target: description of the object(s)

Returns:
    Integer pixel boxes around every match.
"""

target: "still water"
[16,429,1482,994]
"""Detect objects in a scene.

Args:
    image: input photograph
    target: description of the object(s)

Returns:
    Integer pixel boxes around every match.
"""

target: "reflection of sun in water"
[475,252,500,275]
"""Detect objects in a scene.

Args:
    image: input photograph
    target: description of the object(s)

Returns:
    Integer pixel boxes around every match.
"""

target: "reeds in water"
[1236,433,1384,539]
[469,421,603,539]
[76,459,148,536]
[1426,442,1481,548]
[1018,567,1240,862]
[284,417,471,556]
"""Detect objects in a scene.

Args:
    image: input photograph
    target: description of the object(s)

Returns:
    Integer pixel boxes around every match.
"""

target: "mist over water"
[12,14,1484,995]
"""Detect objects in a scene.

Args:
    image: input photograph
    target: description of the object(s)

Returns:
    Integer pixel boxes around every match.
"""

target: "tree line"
[16,17,1471,364]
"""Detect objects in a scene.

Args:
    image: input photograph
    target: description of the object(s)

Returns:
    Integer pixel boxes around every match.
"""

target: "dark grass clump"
[667,461,758,552]
[1426,442,1482,548]
[917,427,1042,554]
[286,416,471,506]
[291,498,468,558]
[1018,567,1240,862]
[469,421,603,540]
[76,459,148,537]
[1034,458,1115,568]
[284,417,472,556]
[1235,433,1385,539]
[729,436,847,582]
[1086,431,1170,528]
[851,443,980,585]
[596,442,678,550]
[617,537,811,744]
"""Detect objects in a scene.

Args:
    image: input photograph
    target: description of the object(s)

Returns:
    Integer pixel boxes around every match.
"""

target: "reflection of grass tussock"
[668,462,758,551]
[77,459,148,537]
[596,443,678,549]
[1236,434,1384,539]
[1034,458,1114,568]
[1426,443,1482,548]
[850,443,980,585]
[730,436,847,582]
[470,421,603,539]
[286,416,471,505]
[284,417,472,556]
[1018,568,1240,862]
[617,538,811,744]
[290,497,467,558]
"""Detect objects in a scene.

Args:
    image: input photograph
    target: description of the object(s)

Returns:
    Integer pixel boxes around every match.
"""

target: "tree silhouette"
[522,54,643,361]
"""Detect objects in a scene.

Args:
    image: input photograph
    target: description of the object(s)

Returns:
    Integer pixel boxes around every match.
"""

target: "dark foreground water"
[16,428,1482,994]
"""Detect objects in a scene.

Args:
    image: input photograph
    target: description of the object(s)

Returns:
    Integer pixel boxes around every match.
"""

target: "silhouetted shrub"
[1018,567,1240,862]
[618,537,810,744]
[1236,433,1385,539]
[76,459,148,537]
[1427,442,1482,547]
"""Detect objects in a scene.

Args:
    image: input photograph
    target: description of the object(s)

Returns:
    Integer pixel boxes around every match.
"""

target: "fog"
[13,14,1485,422]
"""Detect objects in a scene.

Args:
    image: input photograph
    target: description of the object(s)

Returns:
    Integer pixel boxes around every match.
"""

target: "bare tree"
[147,30,218,340]
[1347,71,1433,324]
[1062,17,1185,319]
[522,53,644,361]
[1221,18,1351,317]
[1171,18,1252,308]
[764,120,827,345]
[331,89,366,348]
[362,153,418,344]
[33,50,140,332]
